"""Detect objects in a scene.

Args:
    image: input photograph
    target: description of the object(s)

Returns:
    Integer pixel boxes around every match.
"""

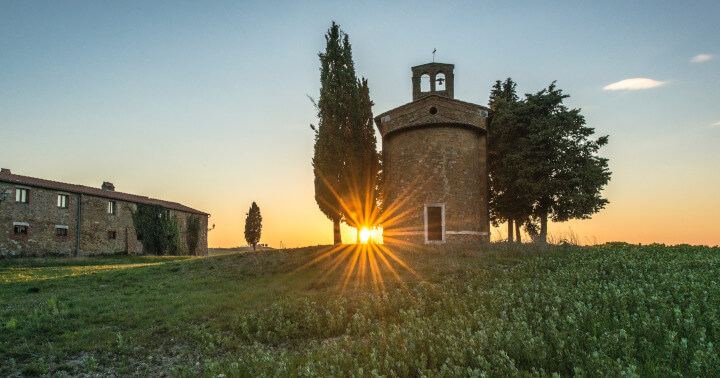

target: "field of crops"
[1,243,718,376]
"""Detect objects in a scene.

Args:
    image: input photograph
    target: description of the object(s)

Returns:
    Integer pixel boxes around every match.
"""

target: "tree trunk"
[538,212,548,244]
[515,219,522,243]
[507,219,514,243]
[252,243,256,252]
[333,219,342,245]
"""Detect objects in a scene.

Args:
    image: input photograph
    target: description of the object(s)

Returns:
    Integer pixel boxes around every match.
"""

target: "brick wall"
[382,125,489,244]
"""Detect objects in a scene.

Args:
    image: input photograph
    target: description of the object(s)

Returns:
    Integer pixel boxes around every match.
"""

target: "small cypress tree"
[244,202,262,251]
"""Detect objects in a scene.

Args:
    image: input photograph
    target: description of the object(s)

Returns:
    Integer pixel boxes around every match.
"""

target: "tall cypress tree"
[345,78,381,241]
[312,22,379,244]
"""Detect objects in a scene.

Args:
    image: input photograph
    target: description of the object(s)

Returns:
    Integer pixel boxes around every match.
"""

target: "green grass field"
[1,243,718,376]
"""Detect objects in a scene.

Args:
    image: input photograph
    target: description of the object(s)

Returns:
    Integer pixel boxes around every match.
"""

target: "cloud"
[691,54,712,63]
[712,121,720,127]
[603,78,667,91]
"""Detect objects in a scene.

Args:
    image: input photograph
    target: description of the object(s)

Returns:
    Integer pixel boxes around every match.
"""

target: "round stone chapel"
[374,62,490,245]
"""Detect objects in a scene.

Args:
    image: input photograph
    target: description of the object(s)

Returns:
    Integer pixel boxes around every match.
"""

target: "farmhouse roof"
[0,169,208,216]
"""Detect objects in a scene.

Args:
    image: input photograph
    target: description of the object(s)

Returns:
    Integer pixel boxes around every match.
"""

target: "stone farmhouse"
[0,168,208,257]
[375,62,490,245]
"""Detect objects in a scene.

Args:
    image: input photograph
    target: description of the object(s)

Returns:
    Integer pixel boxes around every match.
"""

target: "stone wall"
[382,125,489,244]
[0,182,208,257]
[377,95,487,138]
[0,183,77,257]
[172,210,209,256]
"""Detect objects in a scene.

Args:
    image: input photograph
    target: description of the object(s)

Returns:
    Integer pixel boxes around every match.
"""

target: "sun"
[359,228,371,244]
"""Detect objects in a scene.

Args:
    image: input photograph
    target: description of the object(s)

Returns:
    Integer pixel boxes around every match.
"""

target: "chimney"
[0,168,11,174]
[102,182,115,191]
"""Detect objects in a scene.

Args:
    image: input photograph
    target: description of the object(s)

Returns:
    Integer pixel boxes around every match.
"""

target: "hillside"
[1,243,719,376]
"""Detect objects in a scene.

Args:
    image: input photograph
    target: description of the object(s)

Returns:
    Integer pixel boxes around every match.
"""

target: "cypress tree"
[312,22,380,244]
[345,78,381,242]
[244,202,262,252]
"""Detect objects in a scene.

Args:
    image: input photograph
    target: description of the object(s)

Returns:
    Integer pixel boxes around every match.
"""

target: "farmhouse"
[375,63,490,245]
[0,168,208,257]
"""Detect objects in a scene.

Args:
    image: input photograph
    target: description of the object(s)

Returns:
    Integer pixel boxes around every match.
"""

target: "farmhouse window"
[108,201,116,214]
[108,230,117,240]
[56,226,68,237]
[15,188,29,203]
[57,194,68,208]
[13,224,28,235]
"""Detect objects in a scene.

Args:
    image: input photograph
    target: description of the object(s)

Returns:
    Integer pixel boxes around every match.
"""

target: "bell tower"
[411,62,455,101]
[375,62,490,246]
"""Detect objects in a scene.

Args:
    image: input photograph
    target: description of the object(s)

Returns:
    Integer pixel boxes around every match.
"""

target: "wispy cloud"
[691,54,712,63]
[712,121,720,127]
[603,78,667,91]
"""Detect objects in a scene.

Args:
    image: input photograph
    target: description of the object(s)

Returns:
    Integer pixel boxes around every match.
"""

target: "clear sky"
[2,1,719,247]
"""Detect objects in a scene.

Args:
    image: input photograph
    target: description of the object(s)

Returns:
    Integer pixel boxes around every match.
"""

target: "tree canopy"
[244,202,262,251]
[311,21,380,244]
[488,79,611,243]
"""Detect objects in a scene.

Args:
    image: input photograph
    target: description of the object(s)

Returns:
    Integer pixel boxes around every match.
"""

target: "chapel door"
[426,206,443,241]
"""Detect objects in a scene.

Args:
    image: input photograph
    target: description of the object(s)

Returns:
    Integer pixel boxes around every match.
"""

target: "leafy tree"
[311,22,380,244]
[132,204,180,255]
[520,82,611,243]
[487,78,534,242]
[488,80,611,243]
[244,202,262,251]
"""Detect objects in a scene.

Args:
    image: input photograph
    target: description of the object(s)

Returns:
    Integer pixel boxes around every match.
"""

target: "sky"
[1,1,719,247]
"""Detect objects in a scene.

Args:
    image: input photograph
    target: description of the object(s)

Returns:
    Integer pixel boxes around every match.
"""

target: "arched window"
[420,74,431,92]
[436,73,446,91]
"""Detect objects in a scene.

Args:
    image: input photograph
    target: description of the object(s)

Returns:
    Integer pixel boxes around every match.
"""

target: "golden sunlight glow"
[359,228,371,244]
[288,169,430,297]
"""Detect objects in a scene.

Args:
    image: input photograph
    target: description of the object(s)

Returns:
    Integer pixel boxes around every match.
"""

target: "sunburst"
[295,169,440,295]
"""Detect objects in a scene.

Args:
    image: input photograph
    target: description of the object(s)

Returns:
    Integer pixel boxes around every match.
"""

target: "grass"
[1,242,718,376]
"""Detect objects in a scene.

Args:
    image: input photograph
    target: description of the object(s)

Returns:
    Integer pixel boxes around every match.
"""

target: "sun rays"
[303,155,443,296]
[293,242,425,297]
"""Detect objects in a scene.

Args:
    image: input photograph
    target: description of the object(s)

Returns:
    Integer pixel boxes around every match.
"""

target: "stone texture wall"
[76,194,135,256]
[172,210,209,257]
[377,95,487,138]
[0,182,208,257]
[0,183,77,257]
[382,125,489,244]
[411,63,455,101]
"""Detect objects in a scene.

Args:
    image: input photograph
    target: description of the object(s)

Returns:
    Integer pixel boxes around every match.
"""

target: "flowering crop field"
[1,243,718,376]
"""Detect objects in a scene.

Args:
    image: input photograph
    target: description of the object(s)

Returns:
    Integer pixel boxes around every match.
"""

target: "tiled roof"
[0,170,208,215]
